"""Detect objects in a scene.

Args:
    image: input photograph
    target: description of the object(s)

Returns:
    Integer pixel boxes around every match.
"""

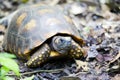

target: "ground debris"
[60,76,80,80]
[0,0,120,80]
[108,51,120,65]
[75,60,89,72]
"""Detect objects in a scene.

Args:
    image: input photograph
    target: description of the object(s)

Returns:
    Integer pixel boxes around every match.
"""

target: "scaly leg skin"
[70,40,85,59]
[26,44,51,67]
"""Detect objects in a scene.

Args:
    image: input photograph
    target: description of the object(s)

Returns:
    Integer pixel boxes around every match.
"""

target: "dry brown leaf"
[75,60,89,71]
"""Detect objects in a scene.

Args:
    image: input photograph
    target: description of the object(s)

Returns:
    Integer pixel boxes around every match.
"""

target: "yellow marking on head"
[16,13,27,26]
[64,15,73,24]
[50,51,60,57]
[46,18,61,26]
[38,9,54,15]
[24,19,36,30]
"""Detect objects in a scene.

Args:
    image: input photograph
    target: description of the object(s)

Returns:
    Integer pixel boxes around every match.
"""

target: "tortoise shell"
[3,4,84,60]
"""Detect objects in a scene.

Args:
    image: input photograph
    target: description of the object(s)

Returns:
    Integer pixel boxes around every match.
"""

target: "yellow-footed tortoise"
[2,4,85,67]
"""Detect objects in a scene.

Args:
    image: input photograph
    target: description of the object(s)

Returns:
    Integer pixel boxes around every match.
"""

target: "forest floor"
[0,0,120,80]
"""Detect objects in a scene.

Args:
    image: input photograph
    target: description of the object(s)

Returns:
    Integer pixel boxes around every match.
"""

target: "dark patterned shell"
[3,4,84,60]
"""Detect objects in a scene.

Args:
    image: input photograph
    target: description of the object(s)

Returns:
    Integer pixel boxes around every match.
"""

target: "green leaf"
[4,76,15,80]
[0,57,20,76]
[0,66,10,78]
[0,53,16,58]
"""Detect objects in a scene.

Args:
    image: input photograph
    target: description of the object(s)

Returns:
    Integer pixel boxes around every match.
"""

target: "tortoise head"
[52,36,85,58]
[52,36,72,54]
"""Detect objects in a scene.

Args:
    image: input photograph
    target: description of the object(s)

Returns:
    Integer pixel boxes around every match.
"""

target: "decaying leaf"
[75,60,89,71]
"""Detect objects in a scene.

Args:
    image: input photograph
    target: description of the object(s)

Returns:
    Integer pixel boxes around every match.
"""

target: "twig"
[6,69,64,76]
[108,51,120,65]
[69,71,89,76]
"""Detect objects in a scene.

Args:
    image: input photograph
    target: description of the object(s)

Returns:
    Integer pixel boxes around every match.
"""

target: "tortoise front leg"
[26,44,51,67]
[69,40,85,59]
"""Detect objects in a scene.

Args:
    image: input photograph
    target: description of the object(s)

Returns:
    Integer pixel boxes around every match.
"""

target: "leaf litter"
[0,0,120,80]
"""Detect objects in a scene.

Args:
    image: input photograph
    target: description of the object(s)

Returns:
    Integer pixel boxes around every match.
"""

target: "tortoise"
[2,4,85,67]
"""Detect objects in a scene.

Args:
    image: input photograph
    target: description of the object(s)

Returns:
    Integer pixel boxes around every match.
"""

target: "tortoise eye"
[59,38,64,43]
